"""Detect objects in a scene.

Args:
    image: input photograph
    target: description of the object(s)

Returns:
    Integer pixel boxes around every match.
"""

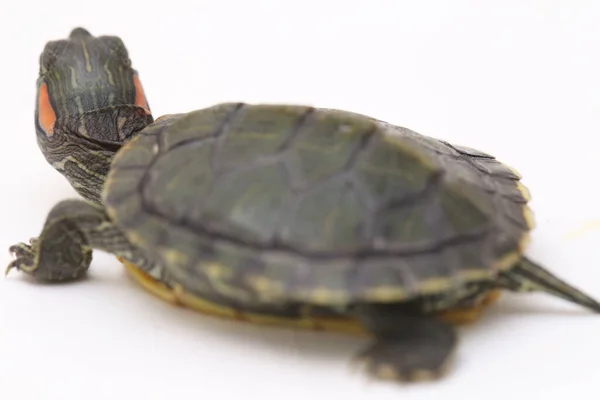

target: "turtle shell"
[103,103,533,306]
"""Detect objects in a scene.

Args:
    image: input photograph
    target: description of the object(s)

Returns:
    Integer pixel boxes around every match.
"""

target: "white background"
[2,1,600,399]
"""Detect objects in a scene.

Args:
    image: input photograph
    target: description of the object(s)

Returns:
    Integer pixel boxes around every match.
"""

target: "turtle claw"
[5,260,21,277]
[9,242,35,260]
[6,242,36,276]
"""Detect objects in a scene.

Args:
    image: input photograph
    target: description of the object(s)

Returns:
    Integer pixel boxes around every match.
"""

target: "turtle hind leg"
[354,303,457,382]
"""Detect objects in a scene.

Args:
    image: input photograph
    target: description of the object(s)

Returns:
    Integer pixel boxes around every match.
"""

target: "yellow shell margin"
[119,258,502,332]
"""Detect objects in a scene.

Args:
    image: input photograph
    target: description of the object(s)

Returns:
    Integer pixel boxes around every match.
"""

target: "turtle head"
[35,28,154,204]
[36,27,153,143]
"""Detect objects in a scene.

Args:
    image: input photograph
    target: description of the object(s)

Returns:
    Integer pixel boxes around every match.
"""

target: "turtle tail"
[497,257,600,313]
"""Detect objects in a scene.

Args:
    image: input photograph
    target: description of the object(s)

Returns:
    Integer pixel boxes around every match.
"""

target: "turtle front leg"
[7,199,144,282]
[354,303,457,382]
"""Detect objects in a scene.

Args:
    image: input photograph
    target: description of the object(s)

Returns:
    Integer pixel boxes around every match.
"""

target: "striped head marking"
[36,27,153,144]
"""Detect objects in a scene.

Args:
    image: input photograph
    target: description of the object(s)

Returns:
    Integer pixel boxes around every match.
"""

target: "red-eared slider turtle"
[8,28,600,382]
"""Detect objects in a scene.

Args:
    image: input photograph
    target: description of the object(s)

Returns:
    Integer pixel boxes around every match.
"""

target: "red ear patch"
[38,82,56,136]
[133,74,151,114]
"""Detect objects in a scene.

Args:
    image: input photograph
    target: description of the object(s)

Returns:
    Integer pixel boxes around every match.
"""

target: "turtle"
[8,27,600,383]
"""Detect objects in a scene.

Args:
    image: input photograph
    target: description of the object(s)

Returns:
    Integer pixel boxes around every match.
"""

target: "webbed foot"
[355,303,457,382]
[7,233,91,282]
[6,203,94,282]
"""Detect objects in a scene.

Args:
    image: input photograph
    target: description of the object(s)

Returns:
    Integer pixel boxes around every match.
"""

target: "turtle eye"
[133,73,151,115]
[37,81,56,136]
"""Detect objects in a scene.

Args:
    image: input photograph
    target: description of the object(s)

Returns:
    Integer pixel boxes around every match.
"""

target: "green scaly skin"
[8,27,155,279]
[7,28,600,383]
